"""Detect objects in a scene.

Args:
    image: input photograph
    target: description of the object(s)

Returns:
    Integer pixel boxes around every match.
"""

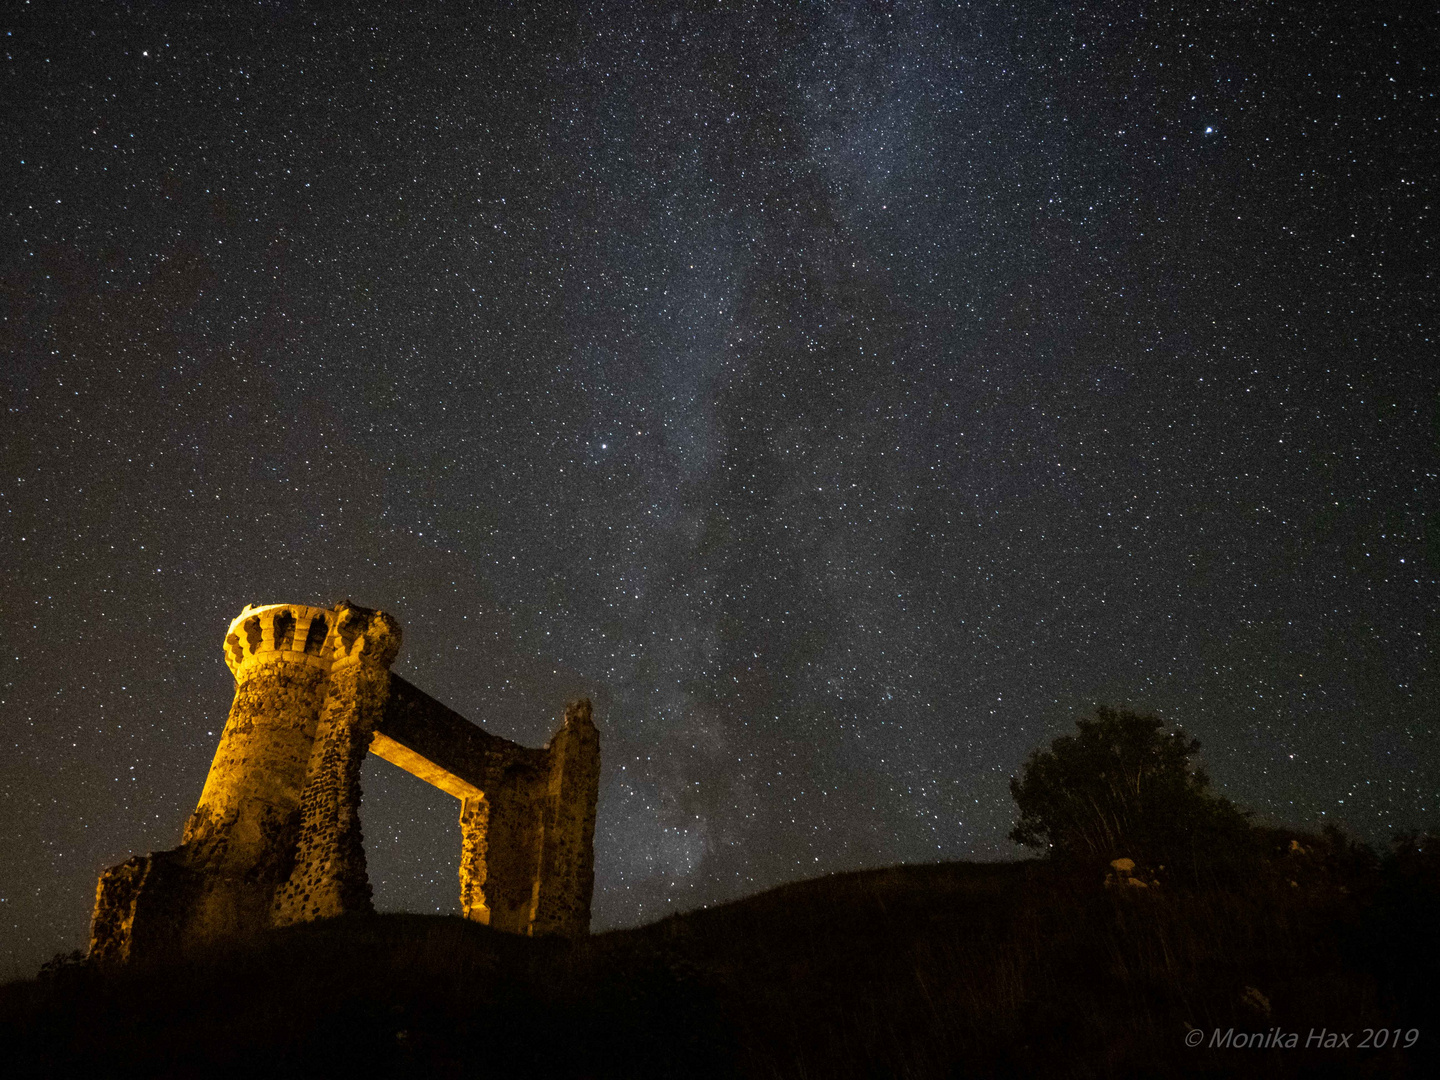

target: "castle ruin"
[89,601,600,962]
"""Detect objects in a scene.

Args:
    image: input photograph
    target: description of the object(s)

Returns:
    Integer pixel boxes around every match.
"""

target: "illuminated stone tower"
[89,601,600,962]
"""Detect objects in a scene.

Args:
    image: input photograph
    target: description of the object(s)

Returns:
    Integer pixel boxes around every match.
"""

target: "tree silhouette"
[1009,706,1250,865]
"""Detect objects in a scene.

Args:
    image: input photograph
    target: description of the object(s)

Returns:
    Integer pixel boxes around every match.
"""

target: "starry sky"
[2,1,1435,976]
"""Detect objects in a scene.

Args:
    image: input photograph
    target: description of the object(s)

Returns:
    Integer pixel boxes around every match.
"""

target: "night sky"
[2,1,1435,977]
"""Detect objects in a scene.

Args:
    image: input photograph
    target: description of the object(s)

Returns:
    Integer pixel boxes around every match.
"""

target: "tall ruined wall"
[88,599,600,964]
[272,606,400,926]
[452,700,599,937]
[532,699,601,936]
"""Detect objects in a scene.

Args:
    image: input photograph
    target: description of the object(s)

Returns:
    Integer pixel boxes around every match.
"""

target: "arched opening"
[358,752,463,915]
[272,609,296,651]
[303,614,329,654]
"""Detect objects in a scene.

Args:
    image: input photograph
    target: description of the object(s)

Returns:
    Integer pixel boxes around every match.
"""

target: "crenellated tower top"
[223,601,402,679]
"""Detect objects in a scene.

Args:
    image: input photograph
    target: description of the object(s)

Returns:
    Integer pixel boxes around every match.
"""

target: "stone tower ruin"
[89,600,600,962]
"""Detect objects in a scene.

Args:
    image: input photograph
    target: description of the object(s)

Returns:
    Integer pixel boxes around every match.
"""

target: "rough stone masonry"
[88,601,600,962]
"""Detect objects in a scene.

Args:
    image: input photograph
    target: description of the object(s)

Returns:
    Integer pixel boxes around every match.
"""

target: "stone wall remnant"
[89,601,600,962]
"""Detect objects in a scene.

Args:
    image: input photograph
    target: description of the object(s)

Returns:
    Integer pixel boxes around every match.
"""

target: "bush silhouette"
[1009,706,1251,873]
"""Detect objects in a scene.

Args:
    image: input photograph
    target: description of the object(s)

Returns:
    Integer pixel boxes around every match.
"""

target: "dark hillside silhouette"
[5,840,1435,1078]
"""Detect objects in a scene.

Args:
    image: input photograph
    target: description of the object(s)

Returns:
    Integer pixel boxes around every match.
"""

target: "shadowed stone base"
[89,851,199,964]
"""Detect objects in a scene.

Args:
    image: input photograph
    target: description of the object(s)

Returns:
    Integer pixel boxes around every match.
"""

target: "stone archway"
[89,601,600,963]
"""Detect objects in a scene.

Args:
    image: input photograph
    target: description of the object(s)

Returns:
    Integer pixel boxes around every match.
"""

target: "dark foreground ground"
[3,839,1436,1078]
